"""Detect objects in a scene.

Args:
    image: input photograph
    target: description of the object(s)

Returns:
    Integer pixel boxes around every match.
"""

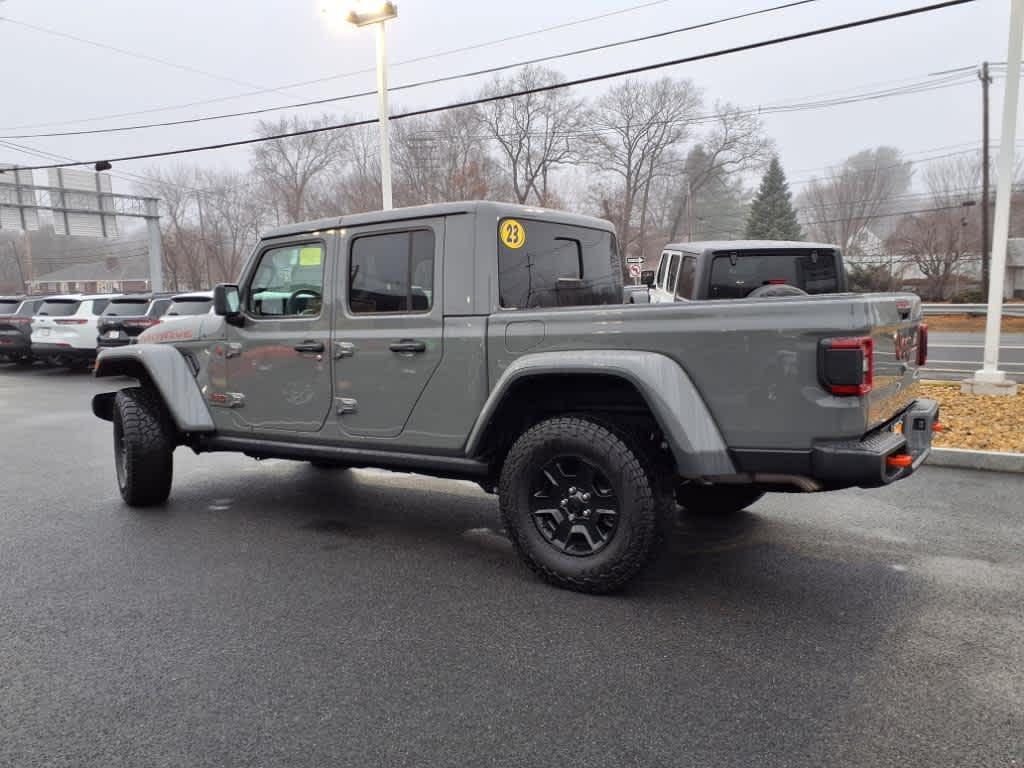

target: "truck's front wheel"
[499,416,671,593]
[112,387,174,507]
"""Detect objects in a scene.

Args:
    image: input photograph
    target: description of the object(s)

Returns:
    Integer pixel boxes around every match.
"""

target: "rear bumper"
[811,398,940,489]
[31,343,97,360]
[0,333,31,355]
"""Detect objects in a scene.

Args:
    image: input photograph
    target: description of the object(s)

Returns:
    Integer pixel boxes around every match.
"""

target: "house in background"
[26,252,150,295]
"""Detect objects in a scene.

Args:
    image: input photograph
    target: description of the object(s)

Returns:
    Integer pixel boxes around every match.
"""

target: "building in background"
[27,252,150,295]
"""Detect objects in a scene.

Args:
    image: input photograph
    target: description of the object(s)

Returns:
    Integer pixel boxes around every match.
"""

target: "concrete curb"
[926,448,1024,473]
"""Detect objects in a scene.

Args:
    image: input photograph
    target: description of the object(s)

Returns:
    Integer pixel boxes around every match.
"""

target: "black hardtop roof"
[261,200,615,240]
[663,239,839,253]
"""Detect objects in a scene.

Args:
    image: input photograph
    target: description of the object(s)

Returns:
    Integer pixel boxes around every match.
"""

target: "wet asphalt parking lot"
[1,363,1022,768]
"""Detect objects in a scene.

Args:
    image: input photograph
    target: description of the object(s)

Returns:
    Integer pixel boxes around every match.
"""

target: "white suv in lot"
[31,294,118,367]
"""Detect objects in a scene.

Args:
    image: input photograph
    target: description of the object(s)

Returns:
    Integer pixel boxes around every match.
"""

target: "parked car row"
[0,290,213,368]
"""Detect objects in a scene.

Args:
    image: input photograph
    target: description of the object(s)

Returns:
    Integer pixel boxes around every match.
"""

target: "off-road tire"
[499,416,672,593]
[675,483,764,516]
[113,387,175,507]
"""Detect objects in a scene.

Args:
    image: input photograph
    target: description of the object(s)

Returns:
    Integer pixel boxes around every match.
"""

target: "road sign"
[628,264,642,278]
[626,257,645,264]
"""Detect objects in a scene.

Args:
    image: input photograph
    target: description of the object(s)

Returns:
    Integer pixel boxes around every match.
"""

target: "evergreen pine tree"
[745,156,803,240]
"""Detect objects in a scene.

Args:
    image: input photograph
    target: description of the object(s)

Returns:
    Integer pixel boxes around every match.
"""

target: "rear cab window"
[37,299,81,316]
[709,249,840,298]
[103,298,150,316]
[498,218,620,309]
[168,297,215,316]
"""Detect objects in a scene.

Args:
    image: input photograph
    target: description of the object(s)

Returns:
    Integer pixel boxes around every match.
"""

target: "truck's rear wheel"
[499,416,671,593]
[675,483,764,516]
[112,387,174,507]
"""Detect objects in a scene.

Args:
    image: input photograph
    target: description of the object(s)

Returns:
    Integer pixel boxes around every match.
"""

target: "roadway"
[1,365,1022,767]
[923,332,1024,382]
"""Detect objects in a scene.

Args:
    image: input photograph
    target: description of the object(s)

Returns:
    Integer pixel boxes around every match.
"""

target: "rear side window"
[498,219,620,309]
[103,299,149,316]
[17,300,42,316]
[91,300,110,315]
[37,300,81,316]
[675,257,696,299]
[709,250,839,298]
[0,300,19,314]
[654,254,668,288]
[349,230,434,314]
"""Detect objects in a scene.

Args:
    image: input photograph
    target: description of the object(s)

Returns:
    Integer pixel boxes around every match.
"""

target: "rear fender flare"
[92,345,215,432]
[466,350,735,477]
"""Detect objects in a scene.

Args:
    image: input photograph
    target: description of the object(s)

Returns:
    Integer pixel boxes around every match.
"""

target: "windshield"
[709,250,840,298]
[167,298,212,316]
[37,300,81,317]
[103,298,150,316]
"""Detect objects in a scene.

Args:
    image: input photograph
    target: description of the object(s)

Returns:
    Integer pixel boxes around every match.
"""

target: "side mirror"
[640,270,655,288]
[213,284,243,326]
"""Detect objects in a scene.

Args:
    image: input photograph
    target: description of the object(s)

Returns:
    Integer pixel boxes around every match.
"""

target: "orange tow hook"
[886,454,914,469]
[932,422,944,432]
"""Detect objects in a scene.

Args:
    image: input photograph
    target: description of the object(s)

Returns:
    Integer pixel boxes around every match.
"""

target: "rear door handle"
[389,339,426,354]
[294,340,325,354]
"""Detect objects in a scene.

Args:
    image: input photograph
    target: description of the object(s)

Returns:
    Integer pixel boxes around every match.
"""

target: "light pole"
[964,0,1022,395]
[347,1,398,211]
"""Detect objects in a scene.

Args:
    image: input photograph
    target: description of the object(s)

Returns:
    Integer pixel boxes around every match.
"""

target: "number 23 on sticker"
[501,219,526,249]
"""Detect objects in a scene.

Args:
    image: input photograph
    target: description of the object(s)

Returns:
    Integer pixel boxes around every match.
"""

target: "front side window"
[349,230,434,314]
[248,243,325,317]
[655,253,669,288]
[498,219,620,309]
[665,254,681,294]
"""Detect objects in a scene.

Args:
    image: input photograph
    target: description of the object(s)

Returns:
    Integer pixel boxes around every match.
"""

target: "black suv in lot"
[96,294,174,349]
[0,296,46,363]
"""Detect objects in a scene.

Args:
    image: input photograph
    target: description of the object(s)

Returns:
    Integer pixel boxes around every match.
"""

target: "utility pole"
[980,61,992,294]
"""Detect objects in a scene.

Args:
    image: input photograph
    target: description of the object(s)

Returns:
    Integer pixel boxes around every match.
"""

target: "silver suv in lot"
[92,202,937,592]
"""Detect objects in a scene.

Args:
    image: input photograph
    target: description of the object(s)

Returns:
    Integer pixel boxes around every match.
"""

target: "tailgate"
[866,294,924,429]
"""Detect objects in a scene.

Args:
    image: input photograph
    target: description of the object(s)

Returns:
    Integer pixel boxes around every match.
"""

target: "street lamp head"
[346,1,397,26]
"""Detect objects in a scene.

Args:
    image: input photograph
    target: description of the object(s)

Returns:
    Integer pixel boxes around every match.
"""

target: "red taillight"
[54,318,88,325]
[821,336,874,396]
[917,323,928,367]
[9,317,31,325]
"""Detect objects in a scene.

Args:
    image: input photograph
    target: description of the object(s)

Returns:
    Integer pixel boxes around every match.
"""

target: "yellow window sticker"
[500,219,526,249]
[299,246,323,266]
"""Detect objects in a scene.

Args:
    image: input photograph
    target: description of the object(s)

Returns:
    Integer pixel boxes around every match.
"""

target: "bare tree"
[392,110,501,205]
[138,166,208,290]
[584,77,701,254]
[250,115,347,222]
[474,66,585,206]
[666,104,772,240]
[886,155,981,299]
[198,170,263,283]
[798,147,913,256]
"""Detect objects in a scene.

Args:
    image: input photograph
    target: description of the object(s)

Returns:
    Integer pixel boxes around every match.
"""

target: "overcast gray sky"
[0,0,1015,197]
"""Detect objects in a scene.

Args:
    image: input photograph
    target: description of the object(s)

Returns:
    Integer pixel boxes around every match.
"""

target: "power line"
[0,16,298,99]
[0,0,979,173]
[0,0,826,140]
[0,0,682,132]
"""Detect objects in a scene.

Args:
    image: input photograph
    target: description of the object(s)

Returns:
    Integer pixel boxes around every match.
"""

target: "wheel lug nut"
[568,487,576,494]
[582,492,591,501]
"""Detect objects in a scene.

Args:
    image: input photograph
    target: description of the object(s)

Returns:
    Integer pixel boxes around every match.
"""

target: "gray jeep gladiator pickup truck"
[92,201,938,592]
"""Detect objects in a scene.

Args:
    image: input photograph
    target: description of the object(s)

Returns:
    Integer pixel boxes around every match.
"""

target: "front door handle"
[389,339,426,354]
[294,340,325,354]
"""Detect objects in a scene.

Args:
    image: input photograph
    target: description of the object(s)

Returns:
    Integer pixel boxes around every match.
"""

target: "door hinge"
[336,397,358,415]
[333,341,356,359]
